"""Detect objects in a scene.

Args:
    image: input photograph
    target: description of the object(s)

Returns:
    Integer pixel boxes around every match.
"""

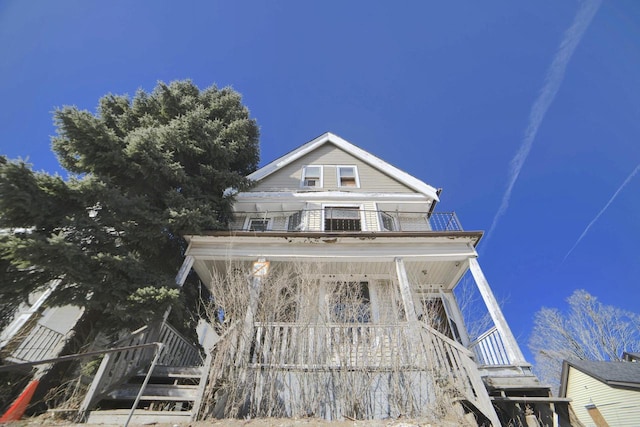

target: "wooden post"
[237,259,268,363]
[468,257,526,365]
[175,255,194,287]
[395,258,418,322]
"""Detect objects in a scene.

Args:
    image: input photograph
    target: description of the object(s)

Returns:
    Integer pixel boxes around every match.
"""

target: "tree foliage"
[0,80,259,332]
[529,289,640,392]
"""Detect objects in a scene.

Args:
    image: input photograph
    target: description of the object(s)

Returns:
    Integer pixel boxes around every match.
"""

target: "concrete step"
[107,383,199,401]
[87,409,192,424]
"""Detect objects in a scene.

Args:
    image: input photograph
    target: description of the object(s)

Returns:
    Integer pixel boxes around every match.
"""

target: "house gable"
[248,133,439,199]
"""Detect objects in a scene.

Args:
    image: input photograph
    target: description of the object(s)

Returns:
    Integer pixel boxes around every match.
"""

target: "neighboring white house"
[176,133,569,425]
[559,359,640,427]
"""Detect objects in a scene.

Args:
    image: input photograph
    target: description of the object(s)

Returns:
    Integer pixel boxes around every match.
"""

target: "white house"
[175,133,568,425]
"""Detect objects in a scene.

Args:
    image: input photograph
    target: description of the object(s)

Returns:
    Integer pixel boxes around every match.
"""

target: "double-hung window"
[301,166,322,188]
[337,166,359,188]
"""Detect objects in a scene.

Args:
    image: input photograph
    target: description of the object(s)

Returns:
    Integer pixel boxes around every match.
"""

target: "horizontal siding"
[252,143,415,193]
[566,367,640,427]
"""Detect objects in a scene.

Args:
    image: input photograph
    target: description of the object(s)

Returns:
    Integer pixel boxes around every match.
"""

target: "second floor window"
[380,211,397,231]
[302,166,322,188]
[249,218,269,231]
[325,206,361,231]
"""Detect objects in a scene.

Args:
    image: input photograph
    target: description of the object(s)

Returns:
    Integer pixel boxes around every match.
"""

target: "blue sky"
[1,1,639,361]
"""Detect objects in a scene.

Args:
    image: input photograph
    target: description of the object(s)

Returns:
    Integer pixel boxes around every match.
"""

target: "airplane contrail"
[562,163,640,263]
[483,0,601,248]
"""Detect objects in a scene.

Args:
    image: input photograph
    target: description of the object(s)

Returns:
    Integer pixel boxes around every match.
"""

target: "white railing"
[230,210,463,233]
[245,321,499,424]
[250,322,423,368]
[468,326,511,366]
[417,323,500,426]
[8,323,67,363]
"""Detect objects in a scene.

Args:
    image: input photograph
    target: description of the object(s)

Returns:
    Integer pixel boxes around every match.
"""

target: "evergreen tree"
[0,80,259,333]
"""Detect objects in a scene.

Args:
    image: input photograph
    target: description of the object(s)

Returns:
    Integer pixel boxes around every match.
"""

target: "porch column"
[175,255,194,287]
[468,257,526,365]
[395,258,418,322]
[237,258,269,361]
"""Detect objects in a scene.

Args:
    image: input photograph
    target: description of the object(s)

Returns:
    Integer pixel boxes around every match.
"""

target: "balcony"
[229,210,463,233]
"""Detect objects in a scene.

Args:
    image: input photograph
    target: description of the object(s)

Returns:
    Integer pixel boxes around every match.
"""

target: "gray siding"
[252,143,415,193]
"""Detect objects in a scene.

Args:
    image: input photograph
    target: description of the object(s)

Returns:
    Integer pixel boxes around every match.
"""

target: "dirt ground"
[12,415,466,427]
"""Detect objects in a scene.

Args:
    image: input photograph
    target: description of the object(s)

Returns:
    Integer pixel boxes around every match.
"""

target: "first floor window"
[328,281,371,323]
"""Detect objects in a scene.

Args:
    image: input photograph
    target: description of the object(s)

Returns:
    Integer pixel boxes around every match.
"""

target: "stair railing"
[417,322,501,426]
[77,323,162,420]
[157,321,202,366]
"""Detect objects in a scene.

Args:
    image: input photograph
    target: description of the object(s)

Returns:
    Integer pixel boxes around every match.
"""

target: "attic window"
[302,166,322,188]
[337,166,359,187]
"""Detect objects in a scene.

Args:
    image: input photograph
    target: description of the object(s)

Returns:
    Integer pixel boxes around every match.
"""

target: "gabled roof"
[559,359,640,396]
[247,132,440,201]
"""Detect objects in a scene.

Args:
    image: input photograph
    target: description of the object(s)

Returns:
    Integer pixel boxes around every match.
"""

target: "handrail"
[468,325,498,348]
[229,209,464,232]
[418,322,474,357]
[0,342,160,373]
[124,343,163,427]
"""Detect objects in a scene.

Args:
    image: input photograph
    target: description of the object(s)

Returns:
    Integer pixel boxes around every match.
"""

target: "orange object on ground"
[0,379,39,422]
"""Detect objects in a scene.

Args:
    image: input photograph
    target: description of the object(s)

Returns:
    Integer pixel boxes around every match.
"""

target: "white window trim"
[245,217,272,231]
[301,165,323,188]
[321,203,366,231]
[336,165,360,188]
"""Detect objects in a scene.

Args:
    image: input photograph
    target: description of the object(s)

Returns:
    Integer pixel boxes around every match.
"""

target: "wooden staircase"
[85,365,206,424]
[79,321,209,425]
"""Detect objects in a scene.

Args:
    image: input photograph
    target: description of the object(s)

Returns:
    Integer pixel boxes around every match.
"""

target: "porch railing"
[468,326,511,366]
[230,210,463,233]
[244,321,499,425]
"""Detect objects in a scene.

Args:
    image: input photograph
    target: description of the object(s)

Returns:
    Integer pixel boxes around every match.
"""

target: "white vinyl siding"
[251,143,415,193]
[566,367,640,427]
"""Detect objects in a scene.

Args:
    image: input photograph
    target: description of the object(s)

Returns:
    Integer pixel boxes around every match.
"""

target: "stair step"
[87,409,192,424]
[108,384,198,401]
[143,365,204,378]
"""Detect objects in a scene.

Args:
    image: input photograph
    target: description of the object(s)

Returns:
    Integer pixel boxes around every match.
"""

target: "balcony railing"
[229,210,463,233]
[468,326,511,366]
